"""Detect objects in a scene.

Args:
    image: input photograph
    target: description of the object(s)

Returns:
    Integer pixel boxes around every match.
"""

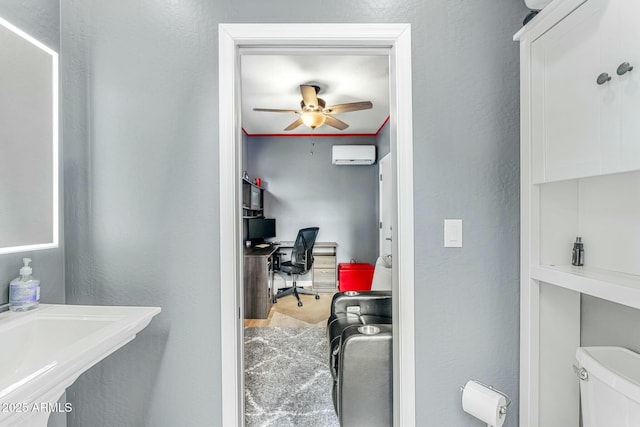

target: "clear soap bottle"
[9,258,41,311]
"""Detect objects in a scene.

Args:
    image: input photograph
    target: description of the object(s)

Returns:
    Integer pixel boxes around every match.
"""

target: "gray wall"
[62,1,219,426]
[376,119,390,160]
[0,1,64,307]
[581,295,640,352]
[0,0,59,50]
[246,136,378,265]
[414,2,523,424]
[61,0,526,426]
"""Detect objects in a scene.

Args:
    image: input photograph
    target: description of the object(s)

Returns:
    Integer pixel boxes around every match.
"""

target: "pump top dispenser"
[20,258,33,278]
[9,258,40,311]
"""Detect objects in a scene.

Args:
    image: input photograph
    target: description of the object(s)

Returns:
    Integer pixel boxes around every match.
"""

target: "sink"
[0,304,160,426]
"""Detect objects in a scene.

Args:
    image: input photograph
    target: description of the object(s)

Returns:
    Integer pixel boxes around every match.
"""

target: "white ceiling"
[240,54,390,136]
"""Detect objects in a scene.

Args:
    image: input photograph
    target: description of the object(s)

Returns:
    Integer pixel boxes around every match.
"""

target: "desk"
[244,242,338,319]
[277,241,338,292]
[243,245,278,319]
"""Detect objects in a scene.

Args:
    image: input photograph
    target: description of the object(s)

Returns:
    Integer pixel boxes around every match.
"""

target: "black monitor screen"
[247,218,276,241]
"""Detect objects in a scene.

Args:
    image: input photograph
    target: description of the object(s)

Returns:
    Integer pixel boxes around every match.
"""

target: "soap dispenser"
[9,258,40,311]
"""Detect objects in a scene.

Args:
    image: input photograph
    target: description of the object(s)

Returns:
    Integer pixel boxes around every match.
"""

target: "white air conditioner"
[332,145,376,166]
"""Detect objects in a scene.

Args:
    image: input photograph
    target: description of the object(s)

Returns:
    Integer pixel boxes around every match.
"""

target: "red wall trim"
[243,132,376,137]
[242,115,390,138]
[375,116,390,135]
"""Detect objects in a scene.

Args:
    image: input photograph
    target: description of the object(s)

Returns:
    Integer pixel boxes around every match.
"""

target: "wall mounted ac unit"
[332,145,376,166]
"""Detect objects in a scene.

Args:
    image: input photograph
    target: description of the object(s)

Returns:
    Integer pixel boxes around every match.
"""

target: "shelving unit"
[532,265,640,310]
[516,0,640,425]
[242,175,271,319]
[242,178,264,219]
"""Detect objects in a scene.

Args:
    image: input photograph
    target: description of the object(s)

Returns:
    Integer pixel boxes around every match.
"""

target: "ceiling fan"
[253,84,373,131]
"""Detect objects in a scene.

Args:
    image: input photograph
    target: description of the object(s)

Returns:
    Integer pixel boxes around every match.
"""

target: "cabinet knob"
[617,62,634,76]
[596,72,612,85]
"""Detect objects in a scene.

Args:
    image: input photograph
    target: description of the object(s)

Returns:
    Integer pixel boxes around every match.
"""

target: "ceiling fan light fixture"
[301,111,326,129]
[254,84,370,131]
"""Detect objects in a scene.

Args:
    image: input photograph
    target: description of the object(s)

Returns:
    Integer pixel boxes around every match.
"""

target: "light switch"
[444,219,462,247]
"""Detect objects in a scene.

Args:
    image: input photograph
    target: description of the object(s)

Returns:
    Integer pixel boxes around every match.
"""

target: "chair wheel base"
[297,301,303,307]
[315,295,320,300]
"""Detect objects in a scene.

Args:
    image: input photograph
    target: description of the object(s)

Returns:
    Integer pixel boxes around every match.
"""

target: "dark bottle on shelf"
[571,237,584,266]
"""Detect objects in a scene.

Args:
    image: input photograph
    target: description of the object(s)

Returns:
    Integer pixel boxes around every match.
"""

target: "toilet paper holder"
[459,380,512,417]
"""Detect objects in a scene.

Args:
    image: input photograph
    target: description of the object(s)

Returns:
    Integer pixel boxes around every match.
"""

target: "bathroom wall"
[581,295,640,352]
[61,0,526,425]
[412,2,523,424]
[0,2,66,427]
[0,0,59,49]
[245,136,378,265]
[0,1,64,307]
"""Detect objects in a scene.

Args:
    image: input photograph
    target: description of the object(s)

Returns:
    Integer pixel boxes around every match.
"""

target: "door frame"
[379,152,393,256]
[219,23,415,426]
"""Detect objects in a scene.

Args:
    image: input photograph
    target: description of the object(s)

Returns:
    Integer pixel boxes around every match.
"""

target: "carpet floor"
[245,293,334,328]
[244,327,339,427]
[272,293,333,325]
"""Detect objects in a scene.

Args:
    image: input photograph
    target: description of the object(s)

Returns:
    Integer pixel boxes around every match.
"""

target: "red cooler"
[338,262,375,292]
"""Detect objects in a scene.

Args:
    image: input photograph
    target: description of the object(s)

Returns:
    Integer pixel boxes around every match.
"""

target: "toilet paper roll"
[462,380,507,427]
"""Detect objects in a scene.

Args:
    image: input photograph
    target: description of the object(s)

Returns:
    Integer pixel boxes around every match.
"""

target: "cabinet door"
[531,0,614,182]
[244,257,271,319]
[618,0,640,172]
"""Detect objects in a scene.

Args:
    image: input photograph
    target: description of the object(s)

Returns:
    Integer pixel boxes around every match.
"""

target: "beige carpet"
[274,293,333,324]
[245,292,334,328]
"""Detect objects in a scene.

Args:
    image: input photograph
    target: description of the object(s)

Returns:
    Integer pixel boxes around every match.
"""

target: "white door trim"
[219,23,415,427]
[379,152,393,256]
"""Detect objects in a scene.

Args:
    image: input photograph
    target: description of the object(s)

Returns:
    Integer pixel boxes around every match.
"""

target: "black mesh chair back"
[274,226,320,307]
[290,227,319,271]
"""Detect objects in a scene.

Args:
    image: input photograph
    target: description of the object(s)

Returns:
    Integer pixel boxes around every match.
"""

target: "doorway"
[219,23,415,426]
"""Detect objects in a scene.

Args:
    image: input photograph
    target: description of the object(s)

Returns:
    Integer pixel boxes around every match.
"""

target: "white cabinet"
[618,1,640,172]
[530,0,640,183]
[516,0,640,424]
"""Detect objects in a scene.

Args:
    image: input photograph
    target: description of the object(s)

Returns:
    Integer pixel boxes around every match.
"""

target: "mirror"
[0,16,58,254]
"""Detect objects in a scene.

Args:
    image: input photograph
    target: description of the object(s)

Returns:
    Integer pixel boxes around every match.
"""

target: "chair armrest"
[330,291,392,318]
[335,324,393,426]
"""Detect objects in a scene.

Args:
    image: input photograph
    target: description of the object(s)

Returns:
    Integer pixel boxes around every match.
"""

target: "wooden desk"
[277,241,338,292]
[243,245,278,319]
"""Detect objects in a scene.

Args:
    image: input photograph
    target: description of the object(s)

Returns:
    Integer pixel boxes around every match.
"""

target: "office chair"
[274,227,320,307]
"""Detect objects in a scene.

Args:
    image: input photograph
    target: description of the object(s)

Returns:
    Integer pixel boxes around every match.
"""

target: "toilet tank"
[576,347,640,427]
[524,0,552,10]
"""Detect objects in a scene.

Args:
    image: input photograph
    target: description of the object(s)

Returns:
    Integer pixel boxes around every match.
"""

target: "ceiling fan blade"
[284,118,304,131]
[324,116,349,130]
[253,108,300,113]
[324,101,373,114]
[300,85,319,108]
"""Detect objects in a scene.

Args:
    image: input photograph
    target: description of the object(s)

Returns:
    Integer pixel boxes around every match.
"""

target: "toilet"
[576,347,640,426]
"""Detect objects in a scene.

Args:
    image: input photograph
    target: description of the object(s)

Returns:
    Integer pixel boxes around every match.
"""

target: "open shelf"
[242,177,262,188]
[532,264,640,310]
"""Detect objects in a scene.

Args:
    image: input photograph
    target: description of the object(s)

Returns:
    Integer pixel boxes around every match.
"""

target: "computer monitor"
[245,218,276,242]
